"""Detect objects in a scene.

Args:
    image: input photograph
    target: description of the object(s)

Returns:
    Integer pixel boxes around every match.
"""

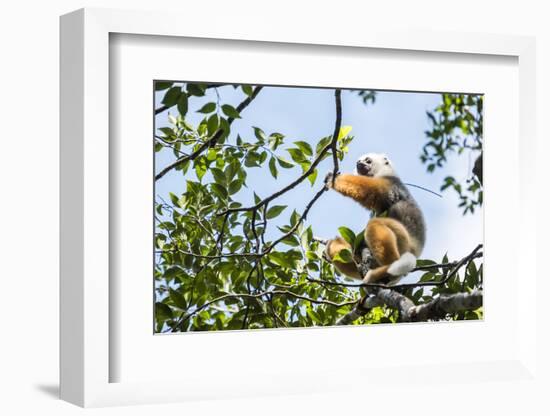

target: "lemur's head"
[355,153,395,177]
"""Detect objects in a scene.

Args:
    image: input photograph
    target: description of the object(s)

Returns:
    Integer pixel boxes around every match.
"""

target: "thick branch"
[410,289,482,321]
[155,86,263,181]
[336,288,482,325]
[335,296,383,325]
[334,244,483,325]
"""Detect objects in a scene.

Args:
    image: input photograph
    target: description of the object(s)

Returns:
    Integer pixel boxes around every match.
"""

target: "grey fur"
[376,175,426,253]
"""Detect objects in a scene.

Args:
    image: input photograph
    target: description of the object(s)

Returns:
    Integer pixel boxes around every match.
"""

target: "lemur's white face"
[355,153,395,177]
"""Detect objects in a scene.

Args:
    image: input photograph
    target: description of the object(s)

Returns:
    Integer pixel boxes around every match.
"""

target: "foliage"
[154,83,483,333]
[422,93,483,215]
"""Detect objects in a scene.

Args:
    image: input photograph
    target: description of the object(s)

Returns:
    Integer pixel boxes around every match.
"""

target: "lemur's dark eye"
[365,158,372,164]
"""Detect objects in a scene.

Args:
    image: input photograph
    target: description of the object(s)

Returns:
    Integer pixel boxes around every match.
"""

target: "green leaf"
[268,252,294,268]
[242,85,253,96]
[277,157,294,168]
[353,231,365,252]
[307,169,318,186]
[197,102,217,113]
[268,157,278,178]
[287,148,307,163]
[253,126,266,142]
[207,114,219,136]
[218,117,230,139]
[224,161,240,181]
[177,94,188,116]
[244,152,261,167]
[228,179,243,195]
[206,148,218,161]
[155,302,173,320]
[315,136,332,155]
[221,104,241,119]
[333,248,353,264]
[169,288,187,310]
[210,183,228,199]
[169,192,180,206]
[194,157,208,181]
[338,126,352,140]
[187,83,205,96]
[211,167,227,185]
[266,205,287,219]
[294,141,313,157]
[338,226,356,246]
[162,87,182,107]
[155,81,173,91]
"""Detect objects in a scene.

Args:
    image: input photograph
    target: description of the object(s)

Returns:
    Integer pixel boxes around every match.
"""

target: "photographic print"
[154,82,483,333]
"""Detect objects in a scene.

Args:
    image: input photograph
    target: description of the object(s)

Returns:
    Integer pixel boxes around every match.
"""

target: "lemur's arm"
[326,173,390,211]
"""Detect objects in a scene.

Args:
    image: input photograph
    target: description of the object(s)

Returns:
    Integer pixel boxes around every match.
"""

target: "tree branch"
[330,89,342,186]
[155,86,263,181]
[337,288,482,324]
[334,244,483,325]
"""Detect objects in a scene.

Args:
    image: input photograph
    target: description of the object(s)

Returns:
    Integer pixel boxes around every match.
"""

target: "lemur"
[324,153,426,284]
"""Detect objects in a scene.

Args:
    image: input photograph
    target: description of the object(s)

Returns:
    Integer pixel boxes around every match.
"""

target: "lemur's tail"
[387,252,417,276]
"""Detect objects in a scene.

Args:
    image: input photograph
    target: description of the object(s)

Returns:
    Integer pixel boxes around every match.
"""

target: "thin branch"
[330,89,342,186]
[155,86,263,181]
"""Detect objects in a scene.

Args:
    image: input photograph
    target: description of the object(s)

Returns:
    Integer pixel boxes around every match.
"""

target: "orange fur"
[333,174,391,211]
[364,218,414,283]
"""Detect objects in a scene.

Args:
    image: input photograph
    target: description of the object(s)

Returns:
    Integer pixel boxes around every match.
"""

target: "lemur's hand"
[324,172,339,189]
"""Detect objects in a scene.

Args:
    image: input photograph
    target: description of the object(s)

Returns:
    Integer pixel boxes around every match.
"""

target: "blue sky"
[155,85,483,283]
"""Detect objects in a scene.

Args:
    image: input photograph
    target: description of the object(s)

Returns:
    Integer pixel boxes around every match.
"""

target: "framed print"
[151,81,484,334]
[60,7,539,408]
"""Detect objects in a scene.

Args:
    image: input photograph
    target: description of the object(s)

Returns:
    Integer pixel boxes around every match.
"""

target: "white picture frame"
[60,7,539,408]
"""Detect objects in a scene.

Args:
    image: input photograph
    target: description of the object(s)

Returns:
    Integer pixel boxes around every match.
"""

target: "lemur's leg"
[375,218,412,255]
[363,218,415,283]
[326,173,391,210]
[324,237,361,280]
